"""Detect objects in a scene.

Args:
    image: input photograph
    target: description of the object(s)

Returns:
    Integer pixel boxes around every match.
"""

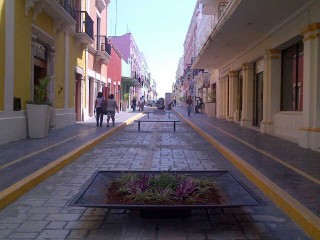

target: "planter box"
[122,100,128,111]
[206,102,216,118]
[70,171,263,210]
[26,104,51,138]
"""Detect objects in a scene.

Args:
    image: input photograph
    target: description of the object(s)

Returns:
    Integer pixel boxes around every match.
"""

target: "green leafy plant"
[109,172,222,204]
[208,90,216,103]
[27,76,52,105]
[123,93,129,101]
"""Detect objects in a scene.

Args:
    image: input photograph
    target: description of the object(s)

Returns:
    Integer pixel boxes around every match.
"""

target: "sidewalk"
[0,110,143,207]
[173,105,320,238]
[0,107,318,239]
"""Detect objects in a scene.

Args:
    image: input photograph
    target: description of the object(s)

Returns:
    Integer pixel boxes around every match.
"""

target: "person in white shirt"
[105,94,119,127]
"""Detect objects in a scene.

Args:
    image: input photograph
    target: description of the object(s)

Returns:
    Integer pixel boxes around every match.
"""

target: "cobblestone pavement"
[0,110,312,239]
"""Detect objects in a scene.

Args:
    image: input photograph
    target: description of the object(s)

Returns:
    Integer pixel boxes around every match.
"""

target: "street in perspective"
[1,0,320,239]
[0,106,319,239]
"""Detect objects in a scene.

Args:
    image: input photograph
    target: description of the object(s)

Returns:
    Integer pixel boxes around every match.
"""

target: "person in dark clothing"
[186,96,193,116]
[132,97,137,111]
[94,92,105,127]
[195,98,204,113]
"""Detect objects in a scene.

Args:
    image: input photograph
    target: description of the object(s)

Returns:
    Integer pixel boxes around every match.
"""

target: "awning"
[121,77,140,87]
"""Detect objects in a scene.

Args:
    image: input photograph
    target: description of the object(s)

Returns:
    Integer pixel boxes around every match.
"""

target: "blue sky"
[107,0,196,98]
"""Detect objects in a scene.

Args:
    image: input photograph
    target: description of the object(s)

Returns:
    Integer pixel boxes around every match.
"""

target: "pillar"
[241,63,254,127]
[228,71,238,122]
[217,78,223,118]
[4,0,14,112]
[299,23,320,150]
[260,49,281,133]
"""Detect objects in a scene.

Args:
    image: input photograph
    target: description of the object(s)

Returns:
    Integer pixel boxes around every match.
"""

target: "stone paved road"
[0,112,310,239]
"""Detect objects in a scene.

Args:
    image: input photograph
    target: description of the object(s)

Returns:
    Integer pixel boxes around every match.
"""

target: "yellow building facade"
[0,0,110,145]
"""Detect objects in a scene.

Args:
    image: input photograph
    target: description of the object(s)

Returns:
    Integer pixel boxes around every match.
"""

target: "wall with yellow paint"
[54,31,65,109]
[77,47,86,108]
[0,0,5,111]
[14,1,55,110]
[14,0,32,110]
[68,36,76,108]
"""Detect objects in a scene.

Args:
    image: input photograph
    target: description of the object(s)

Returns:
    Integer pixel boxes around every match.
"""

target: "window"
[281,41,304,111]
[96,15,101,50]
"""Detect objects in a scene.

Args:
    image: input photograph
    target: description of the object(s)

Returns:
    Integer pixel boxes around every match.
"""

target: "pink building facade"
[107,41,123,107]
[110,33,151,103]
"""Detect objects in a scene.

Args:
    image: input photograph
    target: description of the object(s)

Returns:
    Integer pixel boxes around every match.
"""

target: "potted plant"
[26,76,52,138]
[206,90,216,118]
[122,93,129,111]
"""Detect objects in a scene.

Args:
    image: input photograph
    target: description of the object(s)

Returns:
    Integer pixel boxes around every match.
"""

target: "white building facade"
[191,0,320,151]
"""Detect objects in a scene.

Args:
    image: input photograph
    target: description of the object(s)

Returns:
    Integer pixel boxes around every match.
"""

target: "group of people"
[94,92,119,127]
[131,96,145,112]
[95,92,203,126]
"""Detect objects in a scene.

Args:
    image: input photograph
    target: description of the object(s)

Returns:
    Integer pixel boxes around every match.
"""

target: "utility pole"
[114,0,118,35]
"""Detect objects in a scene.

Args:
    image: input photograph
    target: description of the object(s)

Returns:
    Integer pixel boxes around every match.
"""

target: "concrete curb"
[174,110,320,239]
[0,113,143,211]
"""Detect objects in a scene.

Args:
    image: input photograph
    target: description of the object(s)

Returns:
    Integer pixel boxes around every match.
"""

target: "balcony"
[195,15,217,57]
[56,0,76,18]
[75,11,94,46]
[25,0,76,32]
[200,0,229,16]
[194,0,311,69]
[95,35,111,64]
[96,0,107,13]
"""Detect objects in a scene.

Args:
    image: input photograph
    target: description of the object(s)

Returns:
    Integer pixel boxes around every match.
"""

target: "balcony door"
[75,74,82,121]
[237,75,243,122]
[96,16,101,50]
[33,42,48,101]
[253,72,263,126]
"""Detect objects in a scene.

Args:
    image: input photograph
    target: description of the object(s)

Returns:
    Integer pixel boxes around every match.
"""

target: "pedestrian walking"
[94,92,105,127]
[173,96,177,107]
[140,96,145,112]
[186,95,193,116]
[105,94,119,127]
[132,97,137,111]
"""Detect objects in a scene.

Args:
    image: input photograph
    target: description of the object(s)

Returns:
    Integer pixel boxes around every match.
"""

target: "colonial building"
[110,33,153,104]
[107,40,122,107]
[0,0,111,145]
[182,0,320,151]
[79,0,111,121]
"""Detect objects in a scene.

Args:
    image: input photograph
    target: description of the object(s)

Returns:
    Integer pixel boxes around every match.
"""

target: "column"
[260,49,281,133]
[220,78,226,118]
[4,0,14,112]
[223,77,228,119]
[228,71,238,122]
[217,78,223,118]
[299,23,320,150]
[241,63,254,127]
[64,31,70,109]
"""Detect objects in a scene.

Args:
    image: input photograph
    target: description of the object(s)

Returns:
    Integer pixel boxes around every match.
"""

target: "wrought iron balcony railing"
[218,1,229,19]
[56,0,77,19]
[76,11,94,40]
[96,35,112,55]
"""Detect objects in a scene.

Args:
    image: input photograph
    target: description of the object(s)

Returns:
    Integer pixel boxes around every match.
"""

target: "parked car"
[147,100,156,107]
[156,98,165,109]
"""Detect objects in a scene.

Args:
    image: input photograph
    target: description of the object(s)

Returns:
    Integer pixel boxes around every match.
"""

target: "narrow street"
[1,108,317,239]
